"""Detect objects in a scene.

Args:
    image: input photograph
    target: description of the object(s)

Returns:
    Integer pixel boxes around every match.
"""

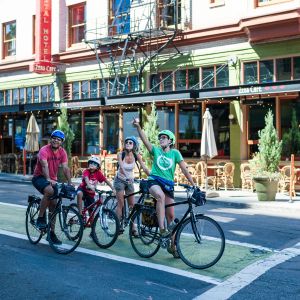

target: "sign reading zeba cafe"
[30,0,59,74]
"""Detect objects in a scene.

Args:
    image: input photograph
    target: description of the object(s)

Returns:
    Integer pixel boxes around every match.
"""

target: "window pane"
[85,112,100,154]
[206,104,230,156]
[202,67,214,88]
[73,82,80,99]
[19,88,25,104]
[90,80,98,98]
[188,69,199,89]
[123,111,139,137]
[5,90,11,105]
[119,77,128,94]
[175,70,186,91]
[69,113,82,155]
[26,88,32,103]
[277,58,291,81]
[103,112,119,154]
[244,62,258,84]
[150,74,160,93]
[216,65,229,87]
[81,81,89,99]
[41,86,48,102]
[4,22,16,40]
[157,107,175,132]
[49,85,54,101]
[0,91,4,105]
[71,5,85,25]
[12,89,18,105]
[130,76,139,93]
[179,105,201,139]
[162,72,173,91]
[33,86,39,103]
[260,60,273,83]
[100,79,109,97]
[294,57,300,80]
[15,119,26,151]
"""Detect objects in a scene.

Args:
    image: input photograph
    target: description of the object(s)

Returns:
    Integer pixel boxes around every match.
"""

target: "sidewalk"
[1,172,300,214]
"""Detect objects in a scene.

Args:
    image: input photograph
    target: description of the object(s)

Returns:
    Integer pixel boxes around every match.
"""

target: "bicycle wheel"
[25,200,43,244]
[48,206,84,254]
[103,195,118,211]
[176,214,225,269]
[129,207,160,258]
[91,207,119,248]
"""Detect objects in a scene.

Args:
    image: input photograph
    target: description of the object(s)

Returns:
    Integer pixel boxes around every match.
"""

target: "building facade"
[1,0,300,183]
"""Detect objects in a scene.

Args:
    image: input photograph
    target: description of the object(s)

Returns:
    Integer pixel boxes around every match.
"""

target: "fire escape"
[84,0,183,98]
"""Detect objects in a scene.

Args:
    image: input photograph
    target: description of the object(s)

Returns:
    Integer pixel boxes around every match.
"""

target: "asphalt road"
[1,181,300,299]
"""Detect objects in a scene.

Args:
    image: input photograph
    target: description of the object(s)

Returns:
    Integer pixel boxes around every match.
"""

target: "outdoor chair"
[216,162,235,190]
[240,163,253,191]
[71,156,84,178]
[278,165,296,197]
[191,161,206,189]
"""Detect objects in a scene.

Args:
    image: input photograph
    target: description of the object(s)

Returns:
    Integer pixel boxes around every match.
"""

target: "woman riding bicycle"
[133,119,196,257]
[113,136,149,230]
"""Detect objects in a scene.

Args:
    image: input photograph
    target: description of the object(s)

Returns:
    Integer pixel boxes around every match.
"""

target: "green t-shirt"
[149,145,183,182]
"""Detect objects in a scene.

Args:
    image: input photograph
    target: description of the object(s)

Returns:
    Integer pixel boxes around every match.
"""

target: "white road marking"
[0,202,26,208]
[0,229,220,285]
[146,280,188,293]
[194,242,300,300]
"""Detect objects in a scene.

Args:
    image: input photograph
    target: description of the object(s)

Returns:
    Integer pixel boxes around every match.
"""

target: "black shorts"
[32,176,51,195]
[77,187,95,208]
[148,179,174,199]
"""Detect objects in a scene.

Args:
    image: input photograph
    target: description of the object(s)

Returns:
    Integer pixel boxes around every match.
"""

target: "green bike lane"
[0,202,273,284]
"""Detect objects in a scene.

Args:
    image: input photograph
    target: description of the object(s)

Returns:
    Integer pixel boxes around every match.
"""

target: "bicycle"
[72,189,119,248]
[25,183,84,255]
[128,183,226,269]
[103,179,150,234]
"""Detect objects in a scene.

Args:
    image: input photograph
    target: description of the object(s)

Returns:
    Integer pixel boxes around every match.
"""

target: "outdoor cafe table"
[207,165,224,190]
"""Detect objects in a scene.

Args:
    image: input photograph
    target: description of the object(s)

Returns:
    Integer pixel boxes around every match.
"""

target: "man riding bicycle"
[32,129,72,244]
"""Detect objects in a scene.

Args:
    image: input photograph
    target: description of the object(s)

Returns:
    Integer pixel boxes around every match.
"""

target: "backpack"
[118,151,141,178]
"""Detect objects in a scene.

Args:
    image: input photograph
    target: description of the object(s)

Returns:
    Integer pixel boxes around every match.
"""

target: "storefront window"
[248,99,275,155]
[175,70,186,90]
[206,103,230,157]
[69,113,82,155]
[42,113,57,141]
[277,58,291,81]
[157,106,175,132]
[202,67,214,88]
[33,87,39,103]
[85,112,100,155]
[178,105,201,157]
[103,112,119,154]
[41,86,48,102]
[123,111,139,138]
[244,62,258,84]
[280,99,300,137]
[294,57,300,79]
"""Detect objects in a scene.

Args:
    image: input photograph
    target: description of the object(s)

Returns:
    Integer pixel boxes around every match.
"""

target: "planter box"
[253,177,279,201]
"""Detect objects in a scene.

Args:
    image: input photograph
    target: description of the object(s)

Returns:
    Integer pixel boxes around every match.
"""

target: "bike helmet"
[158,130,176,146]
[125,136,139,152]
[88,156,101,168]
[51,130,65,141]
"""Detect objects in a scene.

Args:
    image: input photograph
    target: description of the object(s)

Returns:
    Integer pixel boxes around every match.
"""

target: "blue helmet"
[51,130,65,141]
[125,136,139,152]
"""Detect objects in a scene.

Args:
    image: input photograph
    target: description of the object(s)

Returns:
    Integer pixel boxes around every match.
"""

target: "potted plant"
[250,110,282,201]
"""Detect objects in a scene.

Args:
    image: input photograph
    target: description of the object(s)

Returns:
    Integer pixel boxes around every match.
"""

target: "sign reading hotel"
[31,0,57,74]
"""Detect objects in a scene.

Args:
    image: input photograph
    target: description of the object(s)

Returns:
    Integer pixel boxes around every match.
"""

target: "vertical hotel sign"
[32,0,57,74]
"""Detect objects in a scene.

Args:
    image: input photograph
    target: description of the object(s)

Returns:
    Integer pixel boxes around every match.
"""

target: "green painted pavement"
[0,203,272,281]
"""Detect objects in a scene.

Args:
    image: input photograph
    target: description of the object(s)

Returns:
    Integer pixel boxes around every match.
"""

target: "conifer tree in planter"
[139,102,160,169]
[251,110,282,201]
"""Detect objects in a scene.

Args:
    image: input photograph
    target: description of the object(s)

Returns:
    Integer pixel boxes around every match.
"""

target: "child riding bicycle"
[77,156,115,224]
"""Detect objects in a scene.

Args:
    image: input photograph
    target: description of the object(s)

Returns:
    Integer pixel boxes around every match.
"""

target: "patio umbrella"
[25,114,40,174]
[200,108,218,193]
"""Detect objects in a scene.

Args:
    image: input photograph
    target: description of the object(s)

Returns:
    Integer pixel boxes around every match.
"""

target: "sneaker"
[36,216,47,230]
[160,229,170,238]
[47,231,62,245]
[167,245,180,259]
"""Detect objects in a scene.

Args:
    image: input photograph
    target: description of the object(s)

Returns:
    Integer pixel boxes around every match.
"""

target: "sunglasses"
[158,135,168,141]
[89,162,98,167]
[125,141,133,145]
